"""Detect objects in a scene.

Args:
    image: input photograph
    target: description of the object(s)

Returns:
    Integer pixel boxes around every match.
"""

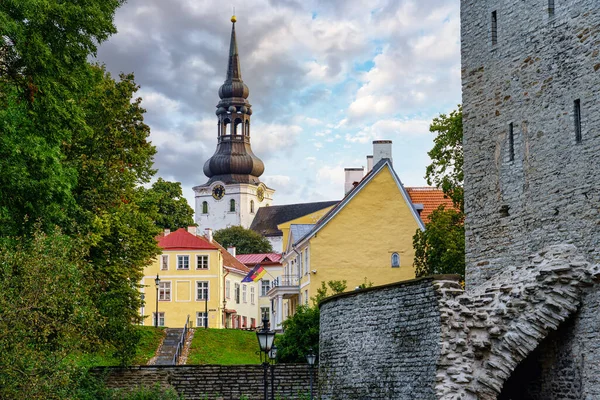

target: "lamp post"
[256,318,276,400]
[140,293,145,325]
[154,274,160,328]
[269,345,277,400]
[306,348,316,400]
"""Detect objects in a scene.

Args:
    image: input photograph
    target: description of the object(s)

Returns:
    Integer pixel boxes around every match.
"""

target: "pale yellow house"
[140,227,259,329]
[269,156,426,329]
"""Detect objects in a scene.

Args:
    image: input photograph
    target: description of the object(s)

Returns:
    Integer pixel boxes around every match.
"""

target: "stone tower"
[462,1,600,397]
[462,1,600,286]
[193,16,274,232]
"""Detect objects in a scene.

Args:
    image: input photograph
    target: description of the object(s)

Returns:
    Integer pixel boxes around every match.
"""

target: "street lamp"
[154,274,160,328]
[140,293,145,325]
[269,345,277,400]
[256,318,276,400]
[306,348,317,400]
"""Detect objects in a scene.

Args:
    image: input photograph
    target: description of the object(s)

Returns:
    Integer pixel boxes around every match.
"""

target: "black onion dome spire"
[203,15,265,185]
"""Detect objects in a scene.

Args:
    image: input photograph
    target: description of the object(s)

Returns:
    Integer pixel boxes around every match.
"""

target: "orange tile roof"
[406,187,456,223]
[158,228,217,250]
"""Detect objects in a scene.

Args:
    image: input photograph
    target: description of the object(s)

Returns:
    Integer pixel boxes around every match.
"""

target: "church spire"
[203,16,265,185]
[226,15,242,82]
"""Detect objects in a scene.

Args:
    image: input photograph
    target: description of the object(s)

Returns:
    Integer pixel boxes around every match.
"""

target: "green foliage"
[413,206,465,278]
[213,225,273,254]
[76,378,182,400]
[414,106,466,279]
[187,328,261,365]
[357,277,374,289]
[140,178,195,230]
[424,106,464,210]
[0,229,98,399]
[275,305,320,363]
[276,280,347,363]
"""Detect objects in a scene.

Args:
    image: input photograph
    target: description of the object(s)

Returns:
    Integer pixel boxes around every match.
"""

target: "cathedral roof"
[250,201,339,237]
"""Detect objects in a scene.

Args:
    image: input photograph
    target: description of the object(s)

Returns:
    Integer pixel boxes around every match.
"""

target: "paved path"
[154,328,184,365]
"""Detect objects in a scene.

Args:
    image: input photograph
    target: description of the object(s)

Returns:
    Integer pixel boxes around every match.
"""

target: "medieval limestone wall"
[319,277,442,400]
[98,364,314,400]
[461,0,600,287]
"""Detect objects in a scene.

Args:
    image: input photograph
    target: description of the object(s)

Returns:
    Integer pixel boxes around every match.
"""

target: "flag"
[242,264,267,282]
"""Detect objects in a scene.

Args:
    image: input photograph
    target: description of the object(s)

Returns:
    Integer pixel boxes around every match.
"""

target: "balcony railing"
[272,275,300,287]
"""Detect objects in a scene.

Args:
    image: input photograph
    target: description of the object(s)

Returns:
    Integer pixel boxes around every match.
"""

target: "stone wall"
[461,0,600,287]
[97,364,314,400]
[318,277,442,400]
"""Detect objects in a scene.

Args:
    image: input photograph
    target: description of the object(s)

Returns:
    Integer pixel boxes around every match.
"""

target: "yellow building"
[269,156,426,329]
[140,227,258,329]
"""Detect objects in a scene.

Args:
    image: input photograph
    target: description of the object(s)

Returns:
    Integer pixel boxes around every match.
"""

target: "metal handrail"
[172,314,190,365]
[273,275,300,287]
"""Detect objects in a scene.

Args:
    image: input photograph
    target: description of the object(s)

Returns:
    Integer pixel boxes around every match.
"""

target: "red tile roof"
[406,187,456,223]
[158,228,217,250]
[209,240,251,273]
[236,253,282,265]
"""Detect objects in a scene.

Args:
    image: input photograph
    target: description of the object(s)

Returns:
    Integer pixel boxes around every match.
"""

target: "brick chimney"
[366,155,374,173]
[164,229,170,236]
[204,228,213,242]
[227,247,236,257]
[187,226,197,236]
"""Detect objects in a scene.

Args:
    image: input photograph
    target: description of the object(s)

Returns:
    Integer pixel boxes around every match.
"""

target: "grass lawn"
[75,326,165,367]
[187,328,261,365]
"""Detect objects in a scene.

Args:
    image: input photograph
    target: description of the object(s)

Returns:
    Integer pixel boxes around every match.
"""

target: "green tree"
[0,229,99,400]
[413,106,465,278]
[413,207,465,277]
[276,280,346,363]
[213,226,273,254]
[425,105,464,210]
[1,0,161,370]
[141,178,195,230]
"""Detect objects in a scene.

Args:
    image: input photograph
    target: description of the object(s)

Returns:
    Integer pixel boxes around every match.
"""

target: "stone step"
[154,328,186,365]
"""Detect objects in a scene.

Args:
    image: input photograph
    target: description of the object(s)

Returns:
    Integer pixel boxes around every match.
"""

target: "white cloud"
[346,118,430,143]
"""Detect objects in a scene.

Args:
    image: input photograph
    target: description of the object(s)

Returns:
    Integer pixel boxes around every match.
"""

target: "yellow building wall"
[257,265,283,324]
[224,271,260,329]
[278,206,335,253]
[304,166,421,299]
[141,248,224,328]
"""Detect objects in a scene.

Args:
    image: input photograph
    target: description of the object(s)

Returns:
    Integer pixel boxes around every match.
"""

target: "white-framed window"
[250,317,256,328]
[235,283,240,304]
[242,316,247,328]
[196,281,209,300]
[161,255,168,270]
[225,280,231,299]
[250,200,255,213]
[159,281,171,301]
[391,252,400,268]
[177,255,190,270]
[196,312,208,328]
[242,284,247,303]
[304,248,309,275]
[261,307,270,322]
[250,286,255,304]
[202,201,208,214]
[305,290,309,305]
[153,312,165,327]
[261,280,271,297]
[299,252,303,276]
[196,255,208,270]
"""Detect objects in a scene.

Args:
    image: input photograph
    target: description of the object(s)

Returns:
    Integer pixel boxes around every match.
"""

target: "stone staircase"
[154,328,184,365]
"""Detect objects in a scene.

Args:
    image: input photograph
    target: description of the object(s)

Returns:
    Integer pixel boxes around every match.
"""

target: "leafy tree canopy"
[276,280,346,363]
[414,106,465,279]
[425,105,464,211]
[213,226,273,254]
[141,178,195,230]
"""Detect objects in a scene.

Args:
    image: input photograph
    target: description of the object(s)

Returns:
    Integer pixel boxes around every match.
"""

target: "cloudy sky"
[95,0,461,208]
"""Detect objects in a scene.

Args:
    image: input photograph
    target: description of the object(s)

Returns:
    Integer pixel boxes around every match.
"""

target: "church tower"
[193,16,275,232]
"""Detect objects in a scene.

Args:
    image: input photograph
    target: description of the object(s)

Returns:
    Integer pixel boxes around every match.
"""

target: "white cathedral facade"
[193,17,275,233]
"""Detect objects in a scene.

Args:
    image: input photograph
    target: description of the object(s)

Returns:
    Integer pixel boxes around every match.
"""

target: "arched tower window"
[250,200,255,213]
[223,118,230,136]
[234,118,242,136]
[391,253,400,268]
[230,199,236,212]
[245,120,250,136]
[202,201,208,214]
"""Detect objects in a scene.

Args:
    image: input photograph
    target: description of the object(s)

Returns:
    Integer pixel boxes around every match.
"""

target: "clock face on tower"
[212,185,225,200]
[256,186,265,202]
